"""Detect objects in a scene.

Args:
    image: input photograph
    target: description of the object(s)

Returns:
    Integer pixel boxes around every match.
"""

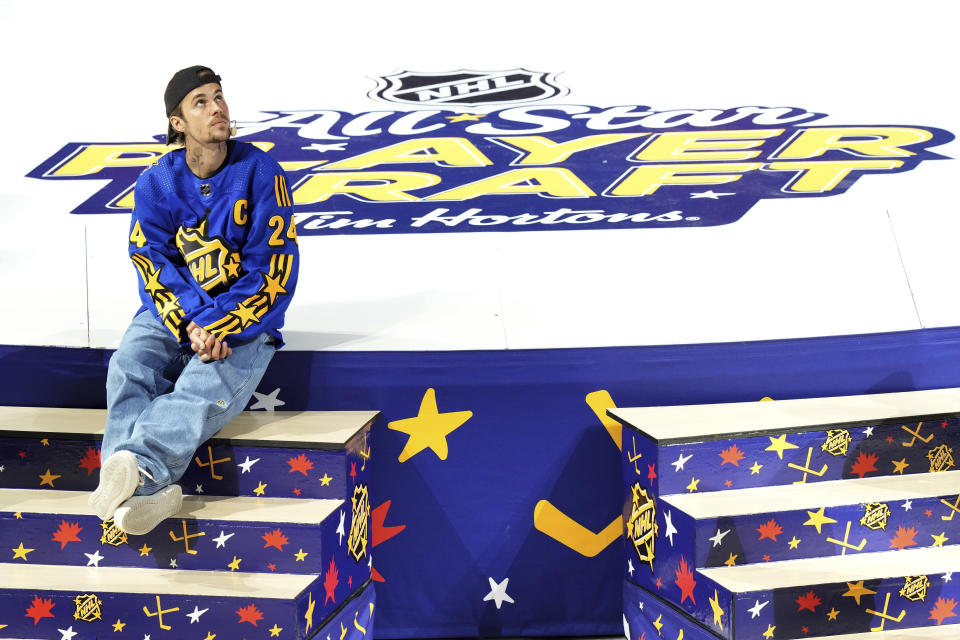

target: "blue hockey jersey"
[128,141,299,347]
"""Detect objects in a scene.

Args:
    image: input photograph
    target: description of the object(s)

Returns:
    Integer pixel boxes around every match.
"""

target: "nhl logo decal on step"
[928,444,955,472]
[73,593,103,622]
[899,575,930,602]
[820,429,852,457]
[99,519,128,546]
[859,502,891,531]
[627,482,657,572]
[348,483,370,562]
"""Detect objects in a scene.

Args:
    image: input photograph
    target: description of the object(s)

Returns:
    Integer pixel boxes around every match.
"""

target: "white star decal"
[249,387,285,411]
[663,510,678,546]
[638,600,644,610]
[237,456,260,474]
[483,576,515,609]
[58,626,78,640]
[144,635,151,640]
[748,599,769,618]
[709,528,730,548]
[212,530,235,548]
[689,190,735,199]
[622,614,630,640]
[0,464,5,472]
[169,558,178,568]
[186,606,209,623]
[863,426,874,437]
[627,559,635,576]
[671,453,693,472]
[85,550,104,567]
[945,572,953,583]
[195,484,203,494]
[902,499,913,512]
[301,143,347,152]
[336,510,346,544]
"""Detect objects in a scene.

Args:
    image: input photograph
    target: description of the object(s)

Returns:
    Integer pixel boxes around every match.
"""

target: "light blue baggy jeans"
[101,310,276,495]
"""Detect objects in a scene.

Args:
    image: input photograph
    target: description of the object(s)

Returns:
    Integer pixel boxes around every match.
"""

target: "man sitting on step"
[89,65,299,535]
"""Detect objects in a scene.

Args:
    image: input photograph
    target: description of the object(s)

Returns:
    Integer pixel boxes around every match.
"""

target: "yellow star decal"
[12,542,34,561]
[231,300,261,329]
[842,580,876,605]
[305,591,316,632]
[724,553,738,566]
[38,468,61,487]
[749,461,763,474]
[14,512,22,519]
[803,506,837,534]
[113,619,126,632]
[652,613,663,635]
[686,477,700,492]
[765,434,799,459]
[144,266,165,294]
[228,556,242,571]
[827,608,839,621]
[319,473,332,486]
[709,588,725,629]
[762,623,776,639]
[158,295,181,320]
[254,481,267,496]
[269,624,283,637]
[387,388,472,463]
[295,548,308,561]
[787,536,801,549]
[203,633,216,640]
[138,544,152,556]
[445,113,485,122]
[932,531,949,547]
[40,438,50,446]
[261,272,288,304]
[892,458,909,474]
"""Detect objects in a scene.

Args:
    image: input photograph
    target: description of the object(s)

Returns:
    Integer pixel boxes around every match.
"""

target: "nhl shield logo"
[372,69,566,107]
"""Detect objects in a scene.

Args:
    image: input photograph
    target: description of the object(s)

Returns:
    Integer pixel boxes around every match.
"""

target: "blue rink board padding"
[6,326,960,637]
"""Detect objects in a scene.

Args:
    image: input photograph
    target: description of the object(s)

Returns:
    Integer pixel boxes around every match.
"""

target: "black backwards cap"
[164,65,222,143]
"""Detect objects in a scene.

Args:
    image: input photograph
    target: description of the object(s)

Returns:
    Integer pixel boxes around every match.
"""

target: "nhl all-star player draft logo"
[27,99,954,236]
[371,69,567,107]
[348,482,370,562]
[626,482,657,572]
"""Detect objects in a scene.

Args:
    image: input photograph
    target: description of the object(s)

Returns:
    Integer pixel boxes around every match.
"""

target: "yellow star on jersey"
[254,481,267,496]
[932,532,949,547]
[319,473,332,486]
[143,266,165,295]
[388,388,472,463]
[261,272,288,304]
[445,113,485,122]
[112,620,126,632]
[304,591,316,632]
[892,458,909,474]
[763,624,776,639]
[269,624,283,637]
[709,588,725,629]
[295,548,308,561]
[827,608,839,621]
[223,255,241,279]
[724,553,738,566]
[228,556,242,571]
[749,461,763,475]
[138,544,152,556]
[765,434,799,459]
[12,542,34,561]
[686,477,700,492]
[231,300,261,329]
[39,468,61,487]
[843,580,876,605]
[652,613,663,634]
[803,507,838,534]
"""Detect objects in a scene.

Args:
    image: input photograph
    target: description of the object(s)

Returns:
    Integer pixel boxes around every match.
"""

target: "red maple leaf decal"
[267,563,276,572]
[674,556,697,605]
[930,597,958,625]
[324,556,339,604]
[24,595,55,625]
[757,519,783,541]
[647,463,657,485]
[236,603,264,626]
[796,590,822,613]
[851,452,879,478]
[78,447,101,476]
[51,520,82,549]
[350,462,357,483]
[262,528,289,551]
[719,444,745,467]
[890,525,919,550]
[286,453,314,476]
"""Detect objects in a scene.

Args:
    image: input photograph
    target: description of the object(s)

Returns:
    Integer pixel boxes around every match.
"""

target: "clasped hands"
[187,321,232,362]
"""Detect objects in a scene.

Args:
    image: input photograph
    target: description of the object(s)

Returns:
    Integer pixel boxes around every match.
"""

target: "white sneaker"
[114,484,183,536]
[88,450,140,521]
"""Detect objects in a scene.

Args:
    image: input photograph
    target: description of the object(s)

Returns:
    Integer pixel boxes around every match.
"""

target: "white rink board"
[1,1,957,350]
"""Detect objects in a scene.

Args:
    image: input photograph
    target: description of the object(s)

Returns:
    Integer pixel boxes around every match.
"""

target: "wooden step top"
[0,489,342,524]
[0,406,378,448]
[610,387,960,444]
[699,545,959,593]
[663,469,960,519]
[805,626,960,640]
[0,562,312,597]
